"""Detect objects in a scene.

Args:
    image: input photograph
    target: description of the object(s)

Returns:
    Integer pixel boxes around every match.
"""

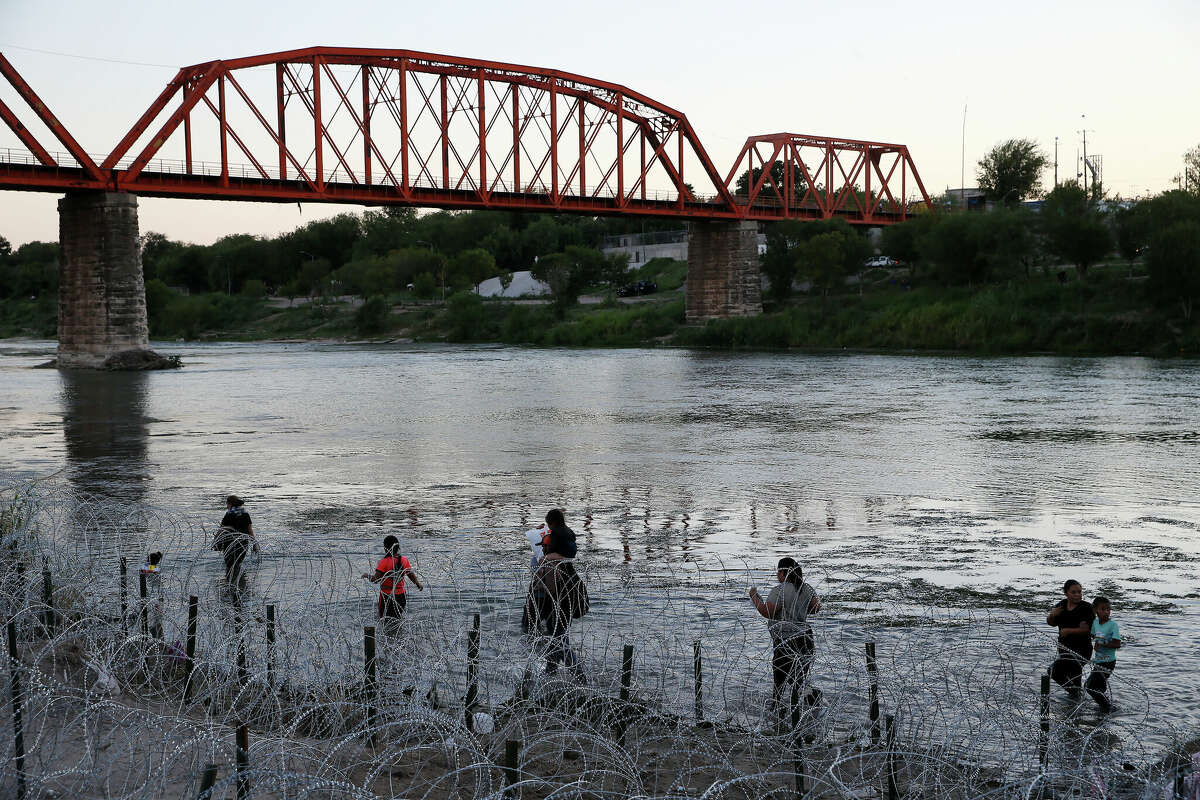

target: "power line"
[0,43,176,69]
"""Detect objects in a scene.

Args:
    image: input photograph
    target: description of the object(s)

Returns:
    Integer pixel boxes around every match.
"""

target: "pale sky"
[1,0,1197,247]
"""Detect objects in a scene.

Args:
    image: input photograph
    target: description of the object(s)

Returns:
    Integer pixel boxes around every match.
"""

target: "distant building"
[600,228,767,267]
[943,188,988,211]
[475,270,549,298]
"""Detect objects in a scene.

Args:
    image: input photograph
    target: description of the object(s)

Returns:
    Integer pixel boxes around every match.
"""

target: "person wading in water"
[523,509,586,683]
[1046,579,1095,699]
[750,556,822,720]
[362,535,423,625]
[214,495,256,591]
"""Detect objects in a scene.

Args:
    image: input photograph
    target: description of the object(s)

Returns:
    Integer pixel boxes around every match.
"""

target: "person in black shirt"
[1046,579,1094,699]
[217,495,256,587]
[522,509,585,683]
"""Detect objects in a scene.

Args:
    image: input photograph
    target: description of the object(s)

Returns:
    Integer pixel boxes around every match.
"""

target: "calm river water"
[2,339,1198,751]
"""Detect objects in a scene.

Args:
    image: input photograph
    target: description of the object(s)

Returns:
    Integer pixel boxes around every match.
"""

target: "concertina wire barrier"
[1,481,1197,799]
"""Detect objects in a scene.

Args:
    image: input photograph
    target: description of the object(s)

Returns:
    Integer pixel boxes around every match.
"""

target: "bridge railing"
[0,145,103,171]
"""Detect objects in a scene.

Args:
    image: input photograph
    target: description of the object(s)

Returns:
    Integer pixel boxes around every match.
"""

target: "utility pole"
[1054,136,1059,185]
[1082,126,1088,200]
[960,103,967,211]
[1078,115,1094,201]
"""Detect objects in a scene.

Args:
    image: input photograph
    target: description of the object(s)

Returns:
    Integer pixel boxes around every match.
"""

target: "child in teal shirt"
[1086,596,1121,711]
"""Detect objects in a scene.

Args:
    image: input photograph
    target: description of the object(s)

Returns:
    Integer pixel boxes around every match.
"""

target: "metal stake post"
[866,641,880,744]
[40,566,54,638]
[138,571,149,636]
[364,625,377,743]
[7,619,26,800]
[265,605,276,690]
[119,557,127,630]
[1038,673,1051,769]
[184,596,198,702]
[465,613,480,731]
[235,724,250,800]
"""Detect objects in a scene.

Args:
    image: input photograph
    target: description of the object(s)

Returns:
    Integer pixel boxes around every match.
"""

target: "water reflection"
[60,369,151,502]
[4,342,1198,748]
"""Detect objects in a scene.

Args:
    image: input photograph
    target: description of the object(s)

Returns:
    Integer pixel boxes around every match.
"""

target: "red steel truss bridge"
[0,47,933,224]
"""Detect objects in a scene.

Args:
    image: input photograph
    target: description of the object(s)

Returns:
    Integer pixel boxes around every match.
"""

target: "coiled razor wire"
[1,482,1197,799]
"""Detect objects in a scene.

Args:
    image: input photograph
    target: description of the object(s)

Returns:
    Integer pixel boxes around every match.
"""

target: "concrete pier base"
[685,220,763,321]
[57,192,171,369]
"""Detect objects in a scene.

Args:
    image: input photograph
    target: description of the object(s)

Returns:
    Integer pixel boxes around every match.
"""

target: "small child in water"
[1086,596,1121,711]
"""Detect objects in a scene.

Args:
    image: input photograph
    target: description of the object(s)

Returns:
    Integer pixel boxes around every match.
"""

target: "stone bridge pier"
[685,220,762,321]
[57,191,170,369]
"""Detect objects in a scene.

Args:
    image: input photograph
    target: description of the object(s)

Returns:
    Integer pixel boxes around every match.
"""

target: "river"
[2,338,1198,760]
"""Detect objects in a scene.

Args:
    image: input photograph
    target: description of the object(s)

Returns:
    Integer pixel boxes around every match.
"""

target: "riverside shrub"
[353,296,391,335]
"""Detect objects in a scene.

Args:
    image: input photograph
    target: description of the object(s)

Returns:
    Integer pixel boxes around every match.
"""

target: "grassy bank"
[680,271,1200,356]
[0,295,56,339]
[4,260,1199,356]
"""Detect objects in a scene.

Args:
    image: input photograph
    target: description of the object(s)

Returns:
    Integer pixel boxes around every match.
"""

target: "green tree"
[144,278,174,330]
[208,234,271,294]
[332,258,372,298]
[734,160,808,204]
[761,218,864,301]
[139,232,181,282]
[880,216,934,270]
[531,248,602,316]
[385,247,444,294]
[797,231,847,297]
[0,235,10,259]
[918,213,988,285]
[297,256,333,298]
[976,138,1049,204]
[1144,190,1200,234]
[600,251,631,288]
[1040,182,1111,277]
[354,296,391,335]
[280,279,303,306]
[354,207,417,258]
[521,217,562,263]
[445,290,486,339]
[449,248,497,291]
[760,222,801,302]
[282,213,363,277]
[976,207,1040,279]
[1182,144,1200,194]
[240,279,267,299]
[481,225,522,270]
[159,245,212,293]
[1147,221,1200,320]
[1113,201,1152,273]
[411,271,437,300]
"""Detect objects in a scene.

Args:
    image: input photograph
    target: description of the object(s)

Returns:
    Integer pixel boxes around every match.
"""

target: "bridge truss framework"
[0,48,933,224]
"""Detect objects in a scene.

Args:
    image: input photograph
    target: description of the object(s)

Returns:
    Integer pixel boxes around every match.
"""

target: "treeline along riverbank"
[3,185,1200,355]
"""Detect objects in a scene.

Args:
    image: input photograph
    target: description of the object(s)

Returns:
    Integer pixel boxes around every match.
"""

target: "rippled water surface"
[2,339,1198,749]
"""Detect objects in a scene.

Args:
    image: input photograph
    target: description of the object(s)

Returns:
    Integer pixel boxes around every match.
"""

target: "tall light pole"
[1078,114,1095,201]
[1054,136,1059,186]
[960,103,967,211]
[1081,115,1088,200]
